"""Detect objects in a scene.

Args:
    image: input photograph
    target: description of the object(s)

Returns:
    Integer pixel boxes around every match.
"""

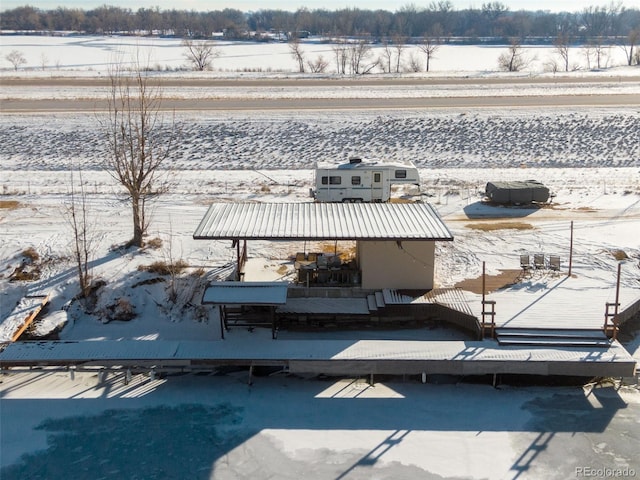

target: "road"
[2,76,639,112]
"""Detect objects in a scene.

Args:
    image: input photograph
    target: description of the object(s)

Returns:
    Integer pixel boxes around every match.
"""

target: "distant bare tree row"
[2,3,639,42]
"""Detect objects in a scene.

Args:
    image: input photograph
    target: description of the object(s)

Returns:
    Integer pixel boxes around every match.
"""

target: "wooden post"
[568,221,574,277]
[614,263,621,340]
[481,262,486,340]
[482,261,486,306]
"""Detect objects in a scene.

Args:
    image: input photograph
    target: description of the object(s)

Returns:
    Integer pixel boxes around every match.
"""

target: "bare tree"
[554,33,572,72]
[66,168,94,299]
[418,32,441,72]
[380,38,394,73]
[182,39,220,71]
[332,38,349,74]
[5,50,27,70]
[348,39,378,74]
[393,35,408,73]
[307,55,329,73]
[619,28,640,66]
[103,54,176,248]
[289,38,306,73]
[584,38,610,70]
[543,57,560,73]
[497,39,532,72]
[39,52,48,71]
[407,52,422,72]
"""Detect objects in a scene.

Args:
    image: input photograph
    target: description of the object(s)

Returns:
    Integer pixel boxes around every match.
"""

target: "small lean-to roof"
[202,281,288,305]
[193,202,453,241]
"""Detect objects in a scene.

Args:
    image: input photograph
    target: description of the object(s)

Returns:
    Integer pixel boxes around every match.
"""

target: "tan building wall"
[358,240,435,290]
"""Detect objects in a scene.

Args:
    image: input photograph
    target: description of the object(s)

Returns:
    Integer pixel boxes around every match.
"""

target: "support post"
[236,239,241,280]
[568,221,574,277]
[613,263,621,340]
[219,305,225,340]
[482,261,486,306]
[480,261,496,340]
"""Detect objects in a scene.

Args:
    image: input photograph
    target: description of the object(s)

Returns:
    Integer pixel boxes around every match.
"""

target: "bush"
[102,298,136,322]
[140,260,189,276]
[22,247,40,262]
[145,237,163,249]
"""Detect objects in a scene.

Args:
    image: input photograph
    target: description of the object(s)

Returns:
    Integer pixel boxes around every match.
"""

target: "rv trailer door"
[371,171,384,201]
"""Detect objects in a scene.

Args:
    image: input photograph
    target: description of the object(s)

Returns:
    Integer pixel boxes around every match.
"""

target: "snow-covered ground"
[0,34,637,75]
[1,35,640,479]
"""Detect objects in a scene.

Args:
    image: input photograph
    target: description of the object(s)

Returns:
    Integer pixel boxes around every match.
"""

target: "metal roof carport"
[193,202,454,290]
[193,202,454,241]
[202,281,288,339]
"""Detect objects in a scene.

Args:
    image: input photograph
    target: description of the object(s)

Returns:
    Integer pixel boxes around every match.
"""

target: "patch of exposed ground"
[0,200,21,210]
[465,221,535,231]
[454,269,523,294]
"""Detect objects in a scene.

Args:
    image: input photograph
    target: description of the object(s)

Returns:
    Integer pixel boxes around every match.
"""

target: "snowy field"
[0,34,636,75]
[1,35,640,479]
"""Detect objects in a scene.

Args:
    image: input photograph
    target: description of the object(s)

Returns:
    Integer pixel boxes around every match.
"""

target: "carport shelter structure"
[193,202,454,291]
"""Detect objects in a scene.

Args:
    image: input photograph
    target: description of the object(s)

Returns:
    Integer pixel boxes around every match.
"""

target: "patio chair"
[533,253,545,269]
[520,254,532,275]
[548,254,561,271]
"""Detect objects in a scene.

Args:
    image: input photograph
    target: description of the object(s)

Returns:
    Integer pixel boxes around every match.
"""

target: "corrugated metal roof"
[202,281,288,305]
[193,202,453,241]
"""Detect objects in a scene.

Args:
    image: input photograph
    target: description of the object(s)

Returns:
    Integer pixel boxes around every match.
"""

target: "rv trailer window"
[321,176,329,185]
[351,176,361,185]
[395,170,407,179]
[374,173,381,182]
[329,176,342,185]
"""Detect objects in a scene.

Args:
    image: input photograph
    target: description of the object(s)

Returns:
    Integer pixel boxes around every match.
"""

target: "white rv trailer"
[312,157,421,202]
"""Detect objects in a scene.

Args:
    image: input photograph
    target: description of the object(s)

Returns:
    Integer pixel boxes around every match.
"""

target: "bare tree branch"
[498,38,534,72]
[182,39,220,71]
[289,38,306,73]
[102,51,177,248]
[66,168,94,300]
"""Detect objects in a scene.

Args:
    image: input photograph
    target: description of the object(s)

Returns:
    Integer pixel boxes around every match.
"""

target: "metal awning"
[193,202,453,241]
[202,281,288,305]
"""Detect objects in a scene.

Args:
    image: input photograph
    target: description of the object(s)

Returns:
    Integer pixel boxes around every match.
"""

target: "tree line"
[1,2,639,43]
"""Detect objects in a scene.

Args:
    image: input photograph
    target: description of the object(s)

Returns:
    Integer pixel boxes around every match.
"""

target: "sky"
[3,0,640,13]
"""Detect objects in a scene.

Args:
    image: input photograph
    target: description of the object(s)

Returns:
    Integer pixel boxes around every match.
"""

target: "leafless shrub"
[65,168,96,298]
[139,259,188,276]
[307,55,329,73]
[498,39,534,72]
[22,247,40,262]
[145,237,163,250]
[101,298,136,322]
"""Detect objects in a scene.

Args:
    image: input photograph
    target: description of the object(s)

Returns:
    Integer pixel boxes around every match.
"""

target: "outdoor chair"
[548,255,561,271]
[533,253,545,269]
[520,254,532,275]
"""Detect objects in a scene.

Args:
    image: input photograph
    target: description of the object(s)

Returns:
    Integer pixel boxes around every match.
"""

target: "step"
[366,294,378,312]
[497,337,611,348]
[374,291,385,309]
[496,328,608,340]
